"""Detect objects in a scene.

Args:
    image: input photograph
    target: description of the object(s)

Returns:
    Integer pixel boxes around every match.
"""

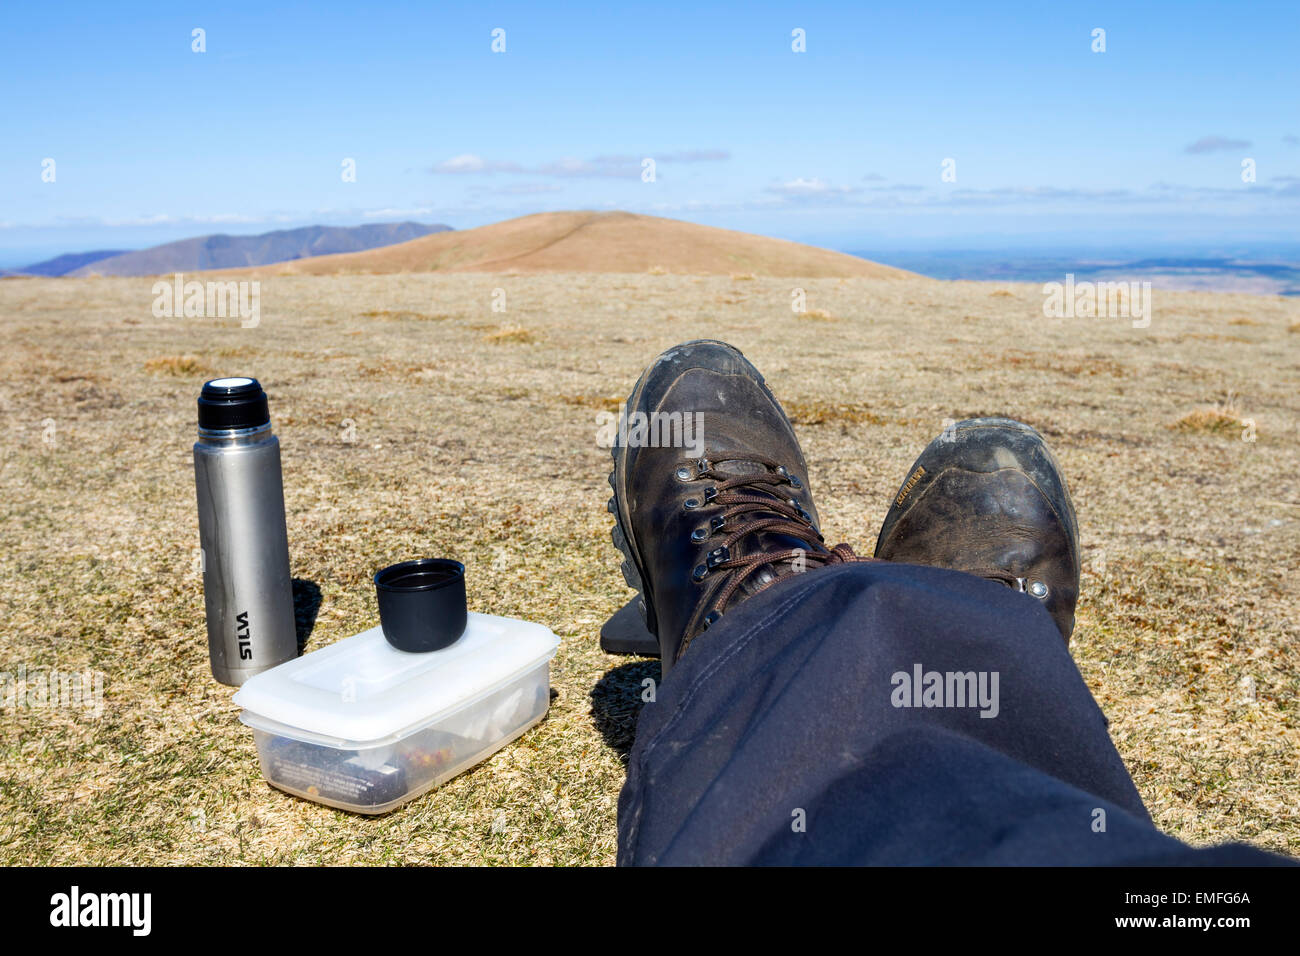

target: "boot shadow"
[589,659,660,760]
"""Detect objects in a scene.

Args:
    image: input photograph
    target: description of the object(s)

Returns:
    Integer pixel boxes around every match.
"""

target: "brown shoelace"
[686,453,871,641]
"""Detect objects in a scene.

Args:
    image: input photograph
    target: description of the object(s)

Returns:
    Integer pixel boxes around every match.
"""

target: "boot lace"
[681,453,871,652]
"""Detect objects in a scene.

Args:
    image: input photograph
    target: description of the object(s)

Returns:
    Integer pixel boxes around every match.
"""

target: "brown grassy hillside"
[229,211,911,279]
[1,272,1296,864]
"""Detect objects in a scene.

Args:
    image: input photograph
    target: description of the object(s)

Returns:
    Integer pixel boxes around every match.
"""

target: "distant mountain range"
[3,223,452,277]
[854,250,1300,295]
[10,250,132,276]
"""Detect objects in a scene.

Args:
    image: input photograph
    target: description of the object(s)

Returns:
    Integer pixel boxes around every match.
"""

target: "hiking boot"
[873,418,1081,641]
[607,340,865,677]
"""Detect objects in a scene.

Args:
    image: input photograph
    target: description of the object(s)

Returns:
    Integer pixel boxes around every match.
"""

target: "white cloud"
[432,149,729,179]
[658,149,730,163]
[79,213,269,227]
[1184,135,1252,154]
[361,207,440,218]
[487,183,565,195]
[765,177,861,197]
[536,156,635,178]
[433,154,523,174]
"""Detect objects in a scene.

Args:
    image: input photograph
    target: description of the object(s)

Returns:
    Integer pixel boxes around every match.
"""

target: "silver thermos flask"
[194,377,298,685]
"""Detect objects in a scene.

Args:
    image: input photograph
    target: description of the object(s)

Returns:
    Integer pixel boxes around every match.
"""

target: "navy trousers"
[617,562,1287,865]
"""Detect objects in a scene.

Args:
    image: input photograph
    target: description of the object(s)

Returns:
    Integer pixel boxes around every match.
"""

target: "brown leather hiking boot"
[873,417,1081,641]
[608,340,865,677]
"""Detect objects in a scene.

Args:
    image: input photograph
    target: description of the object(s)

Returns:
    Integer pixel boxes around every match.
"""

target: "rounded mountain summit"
[239,211,912,279]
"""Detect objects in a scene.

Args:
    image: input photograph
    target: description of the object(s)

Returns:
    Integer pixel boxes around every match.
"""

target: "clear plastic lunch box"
[231,613,560,814]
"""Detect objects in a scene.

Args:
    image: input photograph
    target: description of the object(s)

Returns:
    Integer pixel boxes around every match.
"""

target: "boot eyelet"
[674,466,693,481]
[709,515,726,533]
[684,497,700,510]
[1028,581,1049,600]
[788,474,802,489]
[706,545,731,569]
[703,610,722,629]
[691,527,708,542]
[696,458,712,473]
[692,564,708,582]
[703,486,718,503]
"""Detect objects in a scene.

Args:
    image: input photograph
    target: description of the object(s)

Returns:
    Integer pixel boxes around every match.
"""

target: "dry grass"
[797,308,838,321]
[1,272,1297,864]
[484,325,537,345]
[144,354,213,376]
[1171,408,1247,436]
[559,394,623,413]
[785,400,889,426]
[358,309,452,322]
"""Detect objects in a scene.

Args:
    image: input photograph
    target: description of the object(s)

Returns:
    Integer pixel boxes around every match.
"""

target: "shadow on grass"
[589,659,659,760]
[292,578,322,653]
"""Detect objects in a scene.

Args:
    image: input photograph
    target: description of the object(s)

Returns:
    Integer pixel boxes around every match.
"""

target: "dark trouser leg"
[617,562,1284,865]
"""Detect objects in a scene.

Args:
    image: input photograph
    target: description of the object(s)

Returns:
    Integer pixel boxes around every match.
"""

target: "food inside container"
[232,613,560,814]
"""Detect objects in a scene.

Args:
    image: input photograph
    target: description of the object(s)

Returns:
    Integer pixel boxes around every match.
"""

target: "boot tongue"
[712,458,767,477]
[735,530,818,596]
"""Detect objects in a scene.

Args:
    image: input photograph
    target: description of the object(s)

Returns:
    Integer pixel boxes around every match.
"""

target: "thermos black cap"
[198,377,270,430]
[375,559,468,653]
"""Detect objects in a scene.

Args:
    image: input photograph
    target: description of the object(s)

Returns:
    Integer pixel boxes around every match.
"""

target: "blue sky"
[2,0,1297,265]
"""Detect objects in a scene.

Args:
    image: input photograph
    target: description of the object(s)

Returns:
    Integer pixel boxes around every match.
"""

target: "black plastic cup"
[374,559,467,653]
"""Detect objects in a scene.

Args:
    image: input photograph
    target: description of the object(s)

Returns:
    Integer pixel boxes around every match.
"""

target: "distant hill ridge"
[5,250,130,277]
[231,211,912,279]
[42,222,453,277]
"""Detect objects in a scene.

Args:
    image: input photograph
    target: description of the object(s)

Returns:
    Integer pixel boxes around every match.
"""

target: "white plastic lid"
[208,376,255,388]
[232,612,560,746]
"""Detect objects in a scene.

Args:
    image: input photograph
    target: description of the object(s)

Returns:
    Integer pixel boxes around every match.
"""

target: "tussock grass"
[358,310,452,321]
[484,325,537,344]
[144,355,212,376]
[785,400,887,426]
[560,394,623,412]
[1171,408,1245,437]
